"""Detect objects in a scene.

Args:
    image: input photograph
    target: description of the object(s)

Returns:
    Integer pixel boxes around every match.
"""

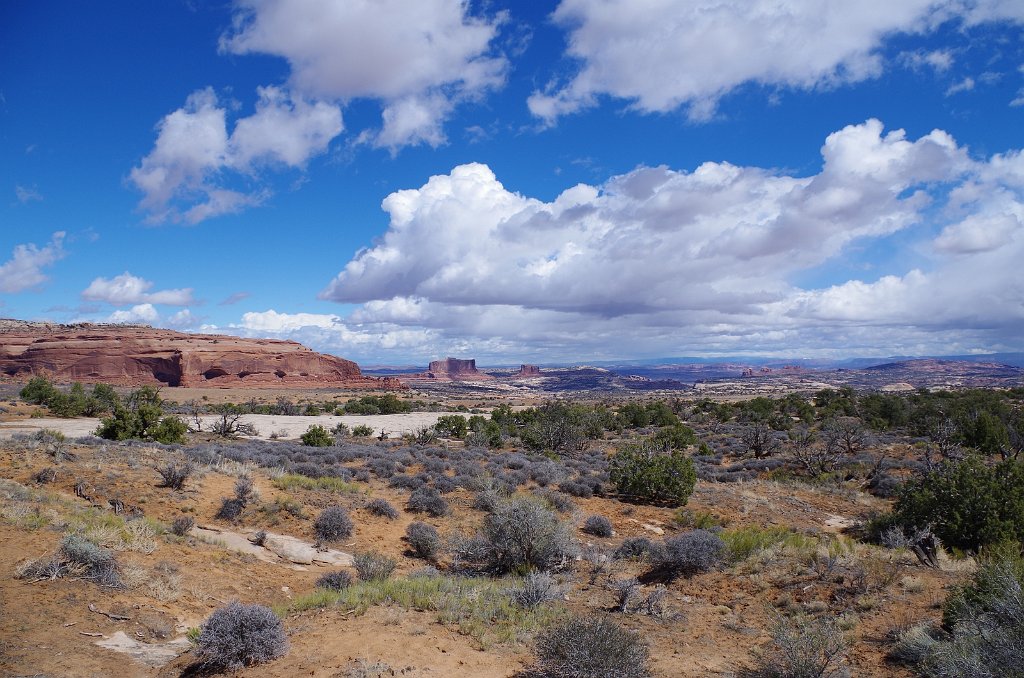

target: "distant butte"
[0,319,404,390]
[513,364,542,378]
[423,357,494,381]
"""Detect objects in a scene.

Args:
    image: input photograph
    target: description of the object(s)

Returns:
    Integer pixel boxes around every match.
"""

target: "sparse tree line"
[20,377,187,444]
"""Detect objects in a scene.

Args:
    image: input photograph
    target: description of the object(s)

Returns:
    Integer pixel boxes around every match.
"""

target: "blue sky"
[2,1,1023,364]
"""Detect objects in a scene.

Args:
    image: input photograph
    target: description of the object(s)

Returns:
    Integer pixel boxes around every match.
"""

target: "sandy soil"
[0,412,449,440]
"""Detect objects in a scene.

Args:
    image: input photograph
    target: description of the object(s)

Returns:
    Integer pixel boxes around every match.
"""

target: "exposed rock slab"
[263,533,353,566]
[0,320,403,390]
[95,632,191,668]
[191,526,353,567]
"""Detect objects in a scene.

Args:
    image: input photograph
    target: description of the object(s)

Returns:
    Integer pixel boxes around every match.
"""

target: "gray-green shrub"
[532,616,651,678]
[657,529,725,579]
[314,506,353,543]
[405,522,441,560]
[315,570,353,591]
[365,498,400,520]
[455,496,577,574]
[583,515,613,538]
[195,602,288,669]
[354,552,396,581]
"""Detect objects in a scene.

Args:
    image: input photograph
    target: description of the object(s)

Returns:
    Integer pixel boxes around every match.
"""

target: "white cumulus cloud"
[221,0,506,150]
[82,272,194,306]
[0,232,65,293]
[239,309,340,332]
[228,86,344,169]
[312,120,1024,361]
[322,120,967,314]
[133,1,506,222]
[107,303,160,324]
[130,87,340,224]
[214,309,438,360]
[529,0,1024,123]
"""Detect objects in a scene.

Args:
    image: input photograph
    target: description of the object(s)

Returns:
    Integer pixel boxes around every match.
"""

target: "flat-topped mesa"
[514,364,542,378]
[0,320,404,390]
[424,357,494,381]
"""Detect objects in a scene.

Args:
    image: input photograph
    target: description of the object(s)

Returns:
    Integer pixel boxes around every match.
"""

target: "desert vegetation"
[1,384,1023,675]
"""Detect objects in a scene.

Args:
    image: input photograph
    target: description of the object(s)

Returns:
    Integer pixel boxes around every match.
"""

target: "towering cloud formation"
[313,120,1023,359]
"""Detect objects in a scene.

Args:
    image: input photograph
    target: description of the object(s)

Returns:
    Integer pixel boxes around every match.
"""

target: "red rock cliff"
[0,320,404,389]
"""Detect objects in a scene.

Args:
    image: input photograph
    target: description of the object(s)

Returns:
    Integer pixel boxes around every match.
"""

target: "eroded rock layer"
[0,320,403,389]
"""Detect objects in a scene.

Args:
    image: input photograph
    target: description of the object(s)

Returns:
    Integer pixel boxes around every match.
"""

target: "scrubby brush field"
[1,383,1022,677]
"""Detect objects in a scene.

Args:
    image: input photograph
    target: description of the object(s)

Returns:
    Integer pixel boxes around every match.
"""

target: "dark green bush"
[344,394,410,415]
[434,414,468,438]
[95,386,185,444]
[892,456,1024,551]
[610,443,696,506]
[20,376,60,405]
[300,424,334,447]
[20,377,119,418]
[651,423,698,450]
[467,416,503,447]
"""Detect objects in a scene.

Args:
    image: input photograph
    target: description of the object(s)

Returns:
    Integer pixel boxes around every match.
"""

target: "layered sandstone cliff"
[0,320,403,389]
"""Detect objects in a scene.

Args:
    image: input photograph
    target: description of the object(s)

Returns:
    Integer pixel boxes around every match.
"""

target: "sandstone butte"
[514,364,542,378]
[424,357,494,381]
[0,320,404,390]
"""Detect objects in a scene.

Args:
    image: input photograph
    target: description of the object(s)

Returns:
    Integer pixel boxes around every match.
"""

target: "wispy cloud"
[14,184,42,203]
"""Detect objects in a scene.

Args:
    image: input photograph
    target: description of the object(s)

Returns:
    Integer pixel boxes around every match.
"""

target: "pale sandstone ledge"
[0,412,447,440]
